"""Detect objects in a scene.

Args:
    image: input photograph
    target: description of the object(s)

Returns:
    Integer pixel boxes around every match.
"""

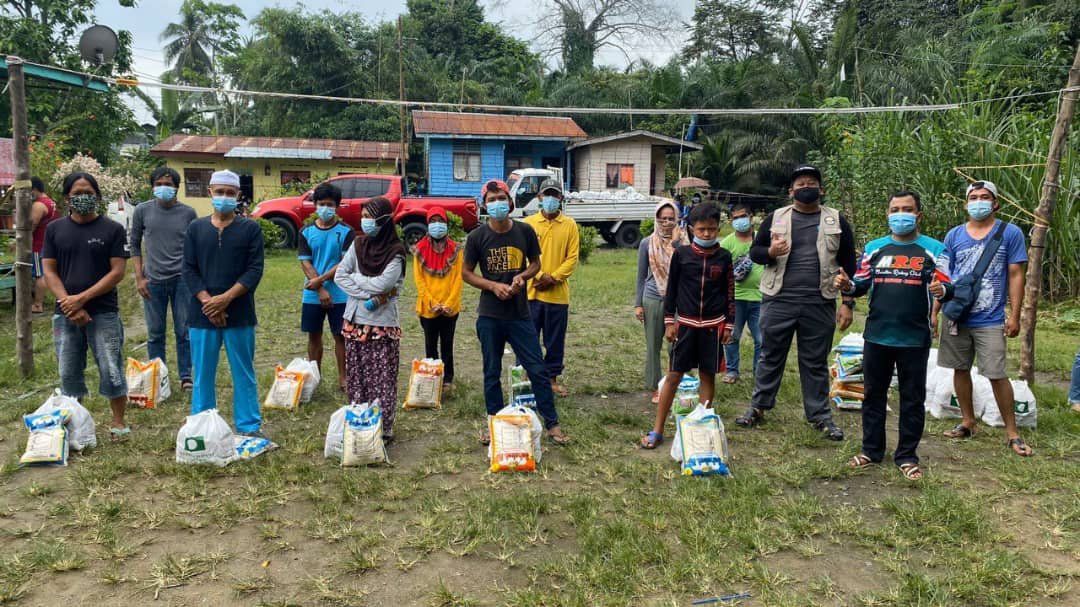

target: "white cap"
[209,170,241,189]
[966,180,998,198]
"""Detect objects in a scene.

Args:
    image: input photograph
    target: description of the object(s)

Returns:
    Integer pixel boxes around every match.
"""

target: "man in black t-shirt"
[42,172,132,440]
[463,179,570,445]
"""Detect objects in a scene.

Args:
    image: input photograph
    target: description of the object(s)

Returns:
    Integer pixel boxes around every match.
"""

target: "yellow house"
[150,134,403,216]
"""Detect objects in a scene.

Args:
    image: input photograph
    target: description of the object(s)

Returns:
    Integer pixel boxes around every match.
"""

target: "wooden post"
[1018,42,1080,383]
[397,16,408,176]
[7,56,34,377]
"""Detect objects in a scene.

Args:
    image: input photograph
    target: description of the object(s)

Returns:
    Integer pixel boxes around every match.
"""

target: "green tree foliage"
[0,0,138,162]
[160,0,245,85]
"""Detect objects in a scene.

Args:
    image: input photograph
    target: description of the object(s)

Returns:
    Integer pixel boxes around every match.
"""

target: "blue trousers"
[144,276,192,380]
[723,300,762,377]
[1070,346,1080,404]
[529,300,569,379]
[189,326,260,433]
[476,316,559,429]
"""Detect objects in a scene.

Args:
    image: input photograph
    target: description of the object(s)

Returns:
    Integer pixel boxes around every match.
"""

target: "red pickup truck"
[252,174,478,248]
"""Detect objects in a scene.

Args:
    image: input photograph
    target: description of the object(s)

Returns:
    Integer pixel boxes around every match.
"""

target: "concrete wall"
[162,156,396,216]
[572,138,667,195]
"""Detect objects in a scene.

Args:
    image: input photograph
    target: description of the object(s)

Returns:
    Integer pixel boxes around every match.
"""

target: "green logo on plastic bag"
[185,436,206,452]
[1014,400,1030,414]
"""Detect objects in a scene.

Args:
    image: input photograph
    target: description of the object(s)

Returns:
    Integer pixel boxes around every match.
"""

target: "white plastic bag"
[489,404,543,472]
[325,403,364,459]
[175,409,237,467]
[671,404,732,476]
[935,369,990,419]
[126,357,171,409]
[286,358,321,403]
[982,379,1038,428]
[33,390,96,451]
[925,367,954,417]
[342,403,388,466]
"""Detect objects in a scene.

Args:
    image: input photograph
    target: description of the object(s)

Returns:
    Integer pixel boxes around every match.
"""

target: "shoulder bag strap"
[969,221,1008,283]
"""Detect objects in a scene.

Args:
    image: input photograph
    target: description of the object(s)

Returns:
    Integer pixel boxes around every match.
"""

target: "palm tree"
[160,1,241,85]
[128,85,207,140]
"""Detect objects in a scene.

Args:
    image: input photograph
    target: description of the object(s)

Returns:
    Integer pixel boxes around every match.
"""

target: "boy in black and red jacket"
[641,202,735,449]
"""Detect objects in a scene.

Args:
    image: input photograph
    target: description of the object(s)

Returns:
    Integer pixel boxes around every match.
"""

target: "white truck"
[505,168,668,248]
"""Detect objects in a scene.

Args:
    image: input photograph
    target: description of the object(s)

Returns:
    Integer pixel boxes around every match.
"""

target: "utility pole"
[397,16,408,176]
[7,56,34,377]
[1018,41,1080,383]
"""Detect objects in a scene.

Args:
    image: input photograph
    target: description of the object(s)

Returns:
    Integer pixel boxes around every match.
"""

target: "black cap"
[790,165,822,185]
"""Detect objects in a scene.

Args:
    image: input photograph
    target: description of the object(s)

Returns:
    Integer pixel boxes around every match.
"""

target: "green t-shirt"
[720,233,762,302]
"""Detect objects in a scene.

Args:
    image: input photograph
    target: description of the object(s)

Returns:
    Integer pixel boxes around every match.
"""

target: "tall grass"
[815,97,1080,299]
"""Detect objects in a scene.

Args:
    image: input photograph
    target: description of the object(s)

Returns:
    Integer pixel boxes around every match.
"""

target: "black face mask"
[793,187,821,204]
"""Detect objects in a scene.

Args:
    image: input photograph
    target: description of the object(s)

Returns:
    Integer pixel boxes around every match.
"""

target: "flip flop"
[1006,437,1033,457]
[109,427,131,442]
[721,373,739,384]
[551,383,570,398]
[640,431,663,449]
[547,430,571,445]
[943,423,975,439]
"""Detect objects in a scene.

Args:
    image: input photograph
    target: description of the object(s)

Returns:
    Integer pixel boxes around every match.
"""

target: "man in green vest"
[735,165,858,441]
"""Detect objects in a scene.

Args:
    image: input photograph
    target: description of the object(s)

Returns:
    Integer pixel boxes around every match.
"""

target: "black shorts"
[301,302,346,335]
[670,324,725,375]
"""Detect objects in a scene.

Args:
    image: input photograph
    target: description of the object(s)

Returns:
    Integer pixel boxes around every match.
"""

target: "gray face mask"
[69,193,99,215]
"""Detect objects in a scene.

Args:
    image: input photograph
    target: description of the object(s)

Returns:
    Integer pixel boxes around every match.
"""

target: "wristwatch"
[841,299,855,310]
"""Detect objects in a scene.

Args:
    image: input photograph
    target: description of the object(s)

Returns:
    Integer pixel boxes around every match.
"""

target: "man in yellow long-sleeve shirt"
[524,179,580,397]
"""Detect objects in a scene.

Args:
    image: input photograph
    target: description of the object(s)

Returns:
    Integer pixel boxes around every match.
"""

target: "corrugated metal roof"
[225,146,333,160]
[412,111,587,139]
[151,135,402,161]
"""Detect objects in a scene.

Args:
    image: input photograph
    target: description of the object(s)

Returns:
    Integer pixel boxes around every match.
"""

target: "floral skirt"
[344,322,400,435]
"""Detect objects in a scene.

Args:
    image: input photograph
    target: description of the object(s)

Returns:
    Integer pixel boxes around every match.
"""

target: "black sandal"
[735,407,764,427]
[943,423,974,439]
[1006,437,1032,457]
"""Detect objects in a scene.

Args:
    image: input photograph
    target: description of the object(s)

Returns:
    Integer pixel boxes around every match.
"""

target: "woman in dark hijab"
[335,196,407,443]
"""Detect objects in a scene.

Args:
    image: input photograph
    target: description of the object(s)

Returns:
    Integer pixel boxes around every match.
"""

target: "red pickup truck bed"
[252,174,478,248]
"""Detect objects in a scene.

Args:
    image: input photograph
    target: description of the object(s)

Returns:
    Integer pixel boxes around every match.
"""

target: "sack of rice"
[488,405,543,473]
[264,365,305,411]
[404,358,445,410]
[126,357,172,409]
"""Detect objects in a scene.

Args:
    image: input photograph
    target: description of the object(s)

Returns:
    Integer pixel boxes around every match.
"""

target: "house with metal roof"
[411,110,587,198]
[150,134,403,215]
[567,130,702,196]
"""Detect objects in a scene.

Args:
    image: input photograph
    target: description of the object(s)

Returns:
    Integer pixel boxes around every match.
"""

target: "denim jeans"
[723,300,762,377]
[52,312,127,399]
[144,276,192,380]
[1070,346,1080,404]
[476,316,559,429]
[189,326,261,433]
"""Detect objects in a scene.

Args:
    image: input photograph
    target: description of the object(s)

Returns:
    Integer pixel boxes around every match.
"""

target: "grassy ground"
[0,247,1078,607]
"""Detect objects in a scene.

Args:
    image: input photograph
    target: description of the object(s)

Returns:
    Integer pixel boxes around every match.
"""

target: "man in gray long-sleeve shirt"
[130,166,198,389]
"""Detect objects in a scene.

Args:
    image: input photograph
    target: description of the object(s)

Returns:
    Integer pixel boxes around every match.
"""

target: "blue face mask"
[153,185,177,202]
[486,201,511,220]
[693,235,718,248]
[732,217,751,233]
[967,200,993,221]
[888,212,918,236]
[316,206,336,222]
[427,222,448,239]
[212,196,238,213]
[360,217,380,236]
[540,196,561,214]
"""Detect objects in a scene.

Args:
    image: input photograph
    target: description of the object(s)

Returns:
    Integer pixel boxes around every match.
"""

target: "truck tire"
[401,221,428,250]
[268,216,297,249]
[614,222,642,248]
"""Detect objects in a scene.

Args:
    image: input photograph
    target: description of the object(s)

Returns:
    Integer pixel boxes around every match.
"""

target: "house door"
[239,175,254,205]
[650,163,656,195]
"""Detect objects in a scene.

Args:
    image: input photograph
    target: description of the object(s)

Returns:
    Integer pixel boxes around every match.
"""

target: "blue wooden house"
[412,111,587,198]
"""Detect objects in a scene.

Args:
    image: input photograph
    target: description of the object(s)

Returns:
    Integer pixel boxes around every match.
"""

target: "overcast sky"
[92,0,695,124]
